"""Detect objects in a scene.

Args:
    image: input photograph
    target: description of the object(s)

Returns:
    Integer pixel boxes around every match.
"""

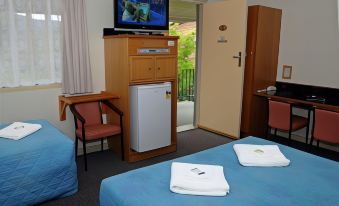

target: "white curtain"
[61,0,93,95]
[0,0,63,88]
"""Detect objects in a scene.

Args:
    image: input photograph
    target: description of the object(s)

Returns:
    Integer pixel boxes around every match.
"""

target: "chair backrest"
[74,101,102,128]
[268,100,291,131]
[313,108,339,144]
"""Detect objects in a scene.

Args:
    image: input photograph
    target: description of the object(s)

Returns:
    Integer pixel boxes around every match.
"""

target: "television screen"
[114,0,168,31]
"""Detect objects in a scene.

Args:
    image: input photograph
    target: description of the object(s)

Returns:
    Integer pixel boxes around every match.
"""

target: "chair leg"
[266,126,270,138]
[288,130,292,145]
[120,134,125,161]
[317,140,320,148]
[75,136,78,158]
[305,125,310,144]
[83,139,88,171]
[101,138,104,152]
[274,129,277,137]
[305,109,311,144]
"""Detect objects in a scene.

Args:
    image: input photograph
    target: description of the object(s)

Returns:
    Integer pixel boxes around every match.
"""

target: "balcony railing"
[178,69,195,102]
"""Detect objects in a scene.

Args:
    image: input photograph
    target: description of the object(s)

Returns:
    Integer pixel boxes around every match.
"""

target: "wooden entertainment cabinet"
[104,35,179,162]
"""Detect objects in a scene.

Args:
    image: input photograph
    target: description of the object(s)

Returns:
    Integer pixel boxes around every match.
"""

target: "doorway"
[169,22,197,132]
[169,0,198,132]
[196,0,247,138]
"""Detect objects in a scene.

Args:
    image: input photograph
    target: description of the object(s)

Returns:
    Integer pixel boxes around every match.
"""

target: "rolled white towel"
[233,144,290,167]
[0,122,42,140]
[170,162,230,196]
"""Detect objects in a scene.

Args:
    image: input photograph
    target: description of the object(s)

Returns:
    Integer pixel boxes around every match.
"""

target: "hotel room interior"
[0,0,339,205]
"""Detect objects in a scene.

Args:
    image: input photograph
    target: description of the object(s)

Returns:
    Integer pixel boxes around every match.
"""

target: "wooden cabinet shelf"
[129,55,177,83]
[155,56,177,80]
[129,56,155,83]
[104,35,179,162]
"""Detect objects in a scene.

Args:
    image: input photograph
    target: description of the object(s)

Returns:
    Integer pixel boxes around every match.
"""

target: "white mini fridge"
[130,82,171,152]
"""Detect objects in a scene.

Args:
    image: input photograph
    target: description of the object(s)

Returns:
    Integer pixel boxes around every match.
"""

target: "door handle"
[233,52,242,67]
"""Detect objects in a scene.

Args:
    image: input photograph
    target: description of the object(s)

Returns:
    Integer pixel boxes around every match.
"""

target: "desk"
[256,91,339,112]
[58,91,120,121]
[242,82,339,137]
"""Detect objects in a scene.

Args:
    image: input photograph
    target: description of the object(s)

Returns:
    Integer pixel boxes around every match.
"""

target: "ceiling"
[169,0,207,23]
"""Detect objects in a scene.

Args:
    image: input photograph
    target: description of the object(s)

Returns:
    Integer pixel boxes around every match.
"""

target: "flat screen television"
[114,0,169,32]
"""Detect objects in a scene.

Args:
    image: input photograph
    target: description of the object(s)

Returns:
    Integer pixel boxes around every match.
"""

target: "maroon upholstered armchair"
[311,108,339,147]
[70,100,124,171]
[268,99,310,143]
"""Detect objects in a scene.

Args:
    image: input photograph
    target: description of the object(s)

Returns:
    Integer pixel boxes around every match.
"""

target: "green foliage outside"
[169,22,196,101]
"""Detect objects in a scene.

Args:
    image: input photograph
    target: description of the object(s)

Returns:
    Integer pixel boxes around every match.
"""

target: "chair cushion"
[74,102,102,127]
[76,124,121,141]
[273,115,308,132]
[268,100,291,130]
[313,109,339,144]
[291,115,308,131]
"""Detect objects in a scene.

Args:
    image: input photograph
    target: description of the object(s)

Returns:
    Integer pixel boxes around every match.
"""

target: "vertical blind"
[0,0,62,88]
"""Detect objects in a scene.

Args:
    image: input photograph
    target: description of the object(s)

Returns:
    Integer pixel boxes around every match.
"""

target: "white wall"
[0,0,114,140]
[248,0,339,88]
[0,93,4,124]
[86,0,114,91]
[0,88,74,137]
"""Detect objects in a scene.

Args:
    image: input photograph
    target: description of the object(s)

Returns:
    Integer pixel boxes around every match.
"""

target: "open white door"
[197,0,247,139]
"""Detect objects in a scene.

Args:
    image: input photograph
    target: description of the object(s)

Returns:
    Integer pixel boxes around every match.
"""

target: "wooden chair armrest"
[101,100,123,116]
[70,104,86,124]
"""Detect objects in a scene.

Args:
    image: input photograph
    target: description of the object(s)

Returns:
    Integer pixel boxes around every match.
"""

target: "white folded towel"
[233,144,290,167]
[170,162,230,196]
[0,122,42,140]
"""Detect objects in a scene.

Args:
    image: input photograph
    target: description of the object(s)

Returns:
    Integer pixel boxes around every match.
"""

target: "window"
[0,0,62,88]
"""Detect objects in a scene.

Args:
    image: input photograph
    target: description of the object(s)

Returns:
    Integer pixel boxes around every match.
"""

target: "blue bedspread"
[0,120,78,206]
[100,137,339,206]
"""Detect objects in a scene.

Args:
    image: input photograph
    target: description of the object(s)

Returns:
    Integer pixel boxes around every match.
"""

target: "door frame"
[193,4,203,128]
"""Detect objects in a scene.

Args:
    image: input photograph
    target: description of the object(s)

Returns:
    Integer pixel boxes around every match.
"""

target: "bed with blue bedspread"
[0,120,78,206]
[100,136,339,206]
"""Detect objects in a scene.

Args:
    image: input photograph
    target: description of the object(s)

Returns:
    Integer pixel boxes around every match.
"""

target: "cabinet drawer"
[129,56,155,83]
[128,38,178,56]
[155,56,177,80]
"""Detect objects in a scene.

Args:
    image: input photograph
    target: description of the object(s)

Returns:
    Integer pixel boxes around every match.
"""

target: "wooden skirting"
[128,144,177,162]
[197,124,239,140]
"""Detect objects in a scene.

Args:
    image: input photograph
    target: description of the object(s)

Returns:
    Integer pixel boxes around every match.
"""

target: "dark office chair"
[268,99,310,143]
[70,100,124,171]
[310,108,339,147]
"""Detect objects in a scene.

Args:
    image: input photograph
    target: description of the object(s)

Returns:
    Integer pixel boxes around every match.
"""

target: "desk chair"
[70,100,124,171]
[268,99,310,143]
[310,108,339,147]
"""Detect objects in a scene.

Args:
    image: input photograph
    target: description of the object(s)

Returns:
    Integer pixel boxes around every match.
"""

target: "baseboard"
[76,142,109,156]
[197,124,239,140]
[177,124,195,132]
